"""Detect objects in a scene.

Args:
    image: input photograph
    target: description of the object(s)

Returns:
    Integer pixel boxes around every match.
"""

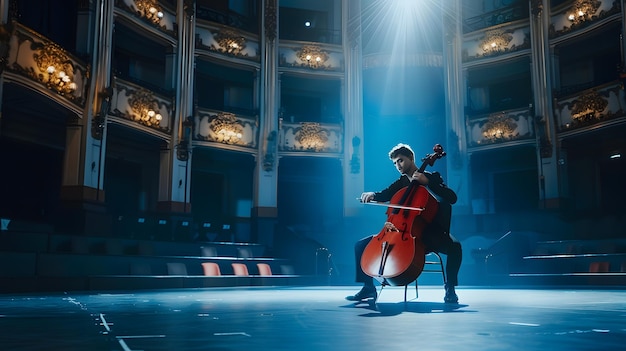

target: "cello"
[360,144,446,286]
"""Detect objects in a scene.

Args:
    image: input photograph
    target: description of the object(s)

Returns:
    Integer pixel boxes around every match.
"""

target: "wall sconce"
[128,89,162,128]
[296,122,328,151]
[34,43,77,96]
[482,113,517,142]
[135,0,164,25]
[480,29,512,55]
[210,112,244,145]
[296,45,329,69]
[214,30,246,55]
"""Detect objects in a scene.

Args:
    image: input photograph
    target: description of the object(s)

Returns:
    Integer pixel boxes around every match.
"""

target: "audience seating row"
[199,262,274,276]
[0,227,311,293]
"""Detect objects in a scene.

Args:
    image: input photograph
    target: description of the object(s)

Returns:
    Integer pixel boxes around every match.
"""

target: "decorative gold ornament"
[128,89,162,127]
[482,113,517,141]
[296,122,328,151]
[214,30,246,55]
[567,0,601,25]
[571,90,607,122]
[296,45,329,69]
[33,43,77,96]
[210,112,244,144]
[135,0,164,25]
[480,29,513,54]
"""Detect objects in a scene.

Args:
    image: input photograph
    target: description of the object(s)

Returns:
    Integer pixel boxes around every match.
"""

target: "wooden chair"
[201,262,221,276]
[257,263,272,276]
[231,263,249,276]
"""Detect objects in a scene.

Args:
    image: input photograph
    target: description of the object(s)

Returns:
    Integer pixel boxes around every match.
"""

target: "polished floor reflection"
[0,286,624,351]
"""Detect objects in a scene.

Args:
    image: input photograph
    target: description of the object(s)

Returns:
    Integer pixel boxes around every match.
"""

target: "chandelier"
[296,45,329,69]
[33,43,77,97]
[128,89,162,128]
[135,0,164,25]
[210,112,244,144]
[296,122,328,151]
[482,113,517,142]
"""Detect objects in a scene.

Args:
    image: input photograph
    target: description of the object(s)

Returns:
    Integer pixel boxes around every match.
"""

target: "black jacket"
[372,171,457,205]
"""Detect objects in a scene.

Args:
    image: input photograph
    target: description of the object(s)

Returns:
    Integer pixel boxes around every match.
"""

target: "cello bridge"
[384,222,399,232]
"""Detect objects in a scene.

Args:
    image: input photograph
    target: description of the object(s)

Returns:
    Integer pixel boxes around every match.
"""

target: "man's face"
[391,154,414,175]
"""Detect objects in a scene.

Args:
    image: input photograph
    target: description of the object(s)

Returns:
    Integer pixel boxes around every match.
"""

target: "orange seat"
[231,263,249,276]
[201,262,221,276]
[589,262,610,273]
[257,263,272,276]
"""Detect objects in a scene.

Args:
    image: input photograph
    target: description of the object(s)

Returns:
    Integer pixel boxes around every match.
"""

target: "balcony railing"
[463,4,528,33]
[196,6,259,34]
[194,109,258,149]
[548,0,620,39]
[109,78,173,133]
[467,107,535,147]
[196,21,260,63]
[462,22,531,64]
[3,22,89,110]
[279,41,343,72]
[115,0,177,37]
[554,81,624,132]
[279,121,343,153]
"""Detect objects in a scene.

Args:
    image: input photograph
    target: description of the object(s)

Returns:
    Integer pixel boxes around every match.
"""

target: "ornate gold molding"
[214,29,246,55]
[480,29,513,55]
[571,90,607,122]
[128,89,163,128]
[210,112,244,145]
[296,122,328,151]
[567,0,601,25]
[296,45,329,69]
[33,42,78,97]
[135,0,164,25]
[482,113,517,142]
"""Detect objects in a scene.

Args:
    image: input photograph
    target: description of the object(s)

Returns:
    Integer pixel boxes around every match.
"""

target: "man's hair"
[388,143,414,160]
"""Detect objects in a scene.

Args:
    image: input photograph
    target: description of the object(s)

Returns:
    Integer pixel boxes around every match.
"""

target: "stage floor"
[0,286,624,350]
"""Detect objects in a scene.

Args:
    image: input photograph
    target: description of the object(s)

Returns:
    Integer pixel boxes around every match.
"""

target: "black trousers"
[354,205,462,286]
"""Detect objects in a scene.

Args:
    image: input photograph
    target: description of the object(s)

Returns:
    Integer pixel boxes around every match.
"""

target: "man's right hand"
[360,192,376,203]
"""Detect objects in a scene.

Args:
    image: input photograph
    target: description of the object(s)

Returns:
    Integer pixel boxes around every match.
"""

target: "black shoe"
[444,284,458,304]
[346,287,377,301]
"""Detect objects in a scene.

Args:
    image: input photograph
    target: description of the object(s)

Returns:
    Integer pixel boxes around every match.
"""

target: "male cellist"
[346,143,462,304]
